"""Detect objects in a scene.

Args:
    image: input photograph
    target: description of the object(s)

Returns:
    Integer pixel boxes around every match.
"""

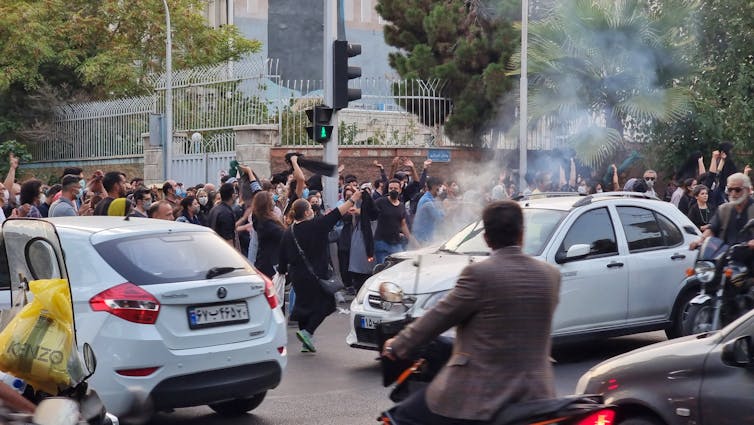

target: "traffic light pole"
[323,0,339,209]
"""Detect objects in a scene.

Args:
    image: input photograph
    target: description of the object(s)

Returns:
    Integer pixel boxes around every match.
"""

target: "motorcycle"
[377,322,616,425]
[685,224,754,335]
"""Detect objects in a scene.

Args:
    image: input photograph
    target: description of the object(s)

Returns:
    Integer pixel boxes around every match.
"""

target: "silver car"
[347,192,702,350]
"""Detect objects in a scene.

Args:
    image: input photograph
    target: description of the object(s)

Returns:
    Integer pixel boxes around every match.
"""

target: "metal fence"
[279,78,454,147]
[32,57,460,165]
[29,96,153,161]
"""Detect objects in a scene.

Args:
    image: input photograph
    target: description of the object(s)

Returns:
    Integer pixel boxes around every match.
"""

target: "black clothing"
[278,208,343,335]
[38,203,50,218]
[390,387,485,425]
[678,193,695,216]
[372,197,406,245]
[93,197,114,216]
[208,202,236,241]
[337,213,355,287]
[234,204,250,257]
[688,203,715,230]
[253,217,284,278]
[401,169,428,214]
[709,198,754,245]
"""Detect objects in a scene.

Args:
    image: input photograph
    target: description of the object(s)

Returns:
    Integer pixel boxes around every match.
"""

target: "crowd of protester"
[0,144,746,352]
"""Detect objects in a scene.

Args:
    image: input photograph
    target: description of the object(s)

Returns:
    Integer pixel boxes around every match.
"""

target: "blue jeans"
[375,240,404,265]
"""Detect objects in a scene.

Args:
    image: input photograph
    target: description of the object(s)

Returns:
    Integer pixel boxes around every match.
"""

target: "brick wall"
[269,147,485,184]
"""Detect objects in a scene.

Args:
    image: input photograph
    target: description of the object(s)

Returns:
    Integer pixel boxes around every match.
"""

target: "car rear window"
[93,232,256,285]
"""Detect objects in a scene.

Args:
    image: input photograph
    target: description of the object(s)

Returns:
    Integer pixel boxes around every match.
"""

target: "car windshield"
[93,232,256,285]
[440,208,567,256]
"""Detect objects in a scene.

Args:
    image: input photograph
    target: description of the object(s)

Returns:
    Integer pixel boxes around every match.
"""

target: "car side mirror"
[722,335,753,368]
[556,244,591,264]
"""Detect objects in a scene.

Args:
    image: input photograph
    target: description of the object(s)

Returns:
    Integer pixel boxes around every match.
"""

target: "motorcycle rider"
[690,172,754,250]
[382,200,561,425]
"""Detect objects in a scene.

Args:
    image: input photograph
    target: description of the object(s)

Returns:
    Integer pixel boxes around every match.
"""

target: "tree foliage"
[0,0,261,143]
[375,0,521,144]
[653,0,754,175]
[513,0,698,167]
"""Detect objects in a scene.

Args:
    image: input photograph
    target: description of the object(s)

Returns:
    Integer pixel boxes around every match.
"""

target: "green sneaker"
[301,345,312,353]
[296,330,316,353]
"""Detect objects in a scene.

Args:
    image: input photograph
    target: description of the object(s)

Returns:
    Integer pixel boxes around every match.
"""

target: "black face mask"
[311,204,321,213]
[389,190,399,200]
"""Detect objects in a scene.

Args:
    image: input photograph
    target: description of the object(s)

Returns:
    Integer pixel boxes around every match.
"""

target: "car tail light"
[116,367,159,377]
[575,409,615,425]
[90,283,160,324]
[259,272,279,309]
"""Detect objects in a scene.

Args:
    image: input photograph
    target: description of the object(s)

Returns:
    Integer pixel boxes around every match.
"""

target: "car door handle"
[606,262,624,268]
[671,253,686,260]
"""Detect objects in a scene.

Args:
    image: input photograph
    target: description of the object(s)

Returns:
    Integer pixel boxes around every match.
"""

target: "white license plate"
[188,302,250,329]
[360,316,381,329]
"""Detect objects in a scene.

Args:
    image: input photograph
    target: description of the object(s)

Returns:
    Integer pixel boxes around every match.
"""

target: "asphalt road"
[145,311,667,425]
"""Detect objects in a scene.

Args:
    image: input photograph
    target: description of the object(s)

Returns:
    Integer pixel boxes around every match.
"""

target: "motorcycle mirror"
[83,343,97,375]
[742,218,754,232]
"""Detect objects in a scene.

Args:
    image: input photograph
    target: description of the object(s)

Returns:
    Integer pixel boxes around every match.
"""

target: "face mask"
[14,195,20,205]
[193,205,201,214]
[39,194,46,205]
[644,178,655,188]
[143,200,152,210]
[2,190,8,201]
[176,188,187,197]
[198,196,208,206]
[596,188,603,193]
[302,188,310,199]
[311,204,321,213]
[389,190,399,200]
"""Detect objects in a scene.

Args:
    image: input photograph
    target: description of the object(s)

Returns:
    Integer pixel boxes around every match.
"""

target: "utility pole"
[162,0,173,181]
[519,0,528,191]
[322,0,339,209]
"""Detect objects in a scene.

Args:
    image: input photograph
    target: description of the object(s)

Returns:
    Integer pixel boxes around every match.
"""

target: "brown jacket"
[391,246,561,421]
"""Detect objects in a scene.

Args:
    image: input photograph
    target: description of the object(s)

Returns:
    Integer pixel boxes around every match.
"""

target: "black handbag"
[291,224,345,295]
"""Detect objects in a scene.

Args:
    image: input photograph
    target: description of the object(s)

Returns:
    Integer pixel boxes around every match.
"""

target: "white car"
[348,192,702,350]
[0,217,287,417]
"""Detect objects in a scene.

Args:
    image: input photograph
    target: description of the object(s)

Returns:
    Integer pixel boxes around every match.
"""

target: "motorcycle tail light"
[575,408,615,425]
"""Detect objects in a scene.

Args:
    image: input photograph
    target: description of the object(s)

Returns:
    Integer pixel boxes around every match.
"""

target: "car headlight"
[694,261,716,283]
[422,290,451,310]
[379,282,405,303]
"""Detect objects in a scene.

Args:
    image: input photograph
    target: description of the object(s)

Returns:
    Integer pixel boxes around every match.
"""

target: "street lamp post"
[519,0,528,191]
[163,0,173,181]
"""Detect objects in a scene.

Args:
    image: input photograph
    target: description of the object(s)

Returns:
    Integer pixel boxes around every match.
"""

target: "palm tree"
[511,0,698,166]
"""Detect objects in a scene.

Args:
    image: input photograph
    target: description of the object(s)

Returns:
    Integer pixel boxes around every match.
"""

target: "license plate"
[360,316,381,329]
[188,302,250,329]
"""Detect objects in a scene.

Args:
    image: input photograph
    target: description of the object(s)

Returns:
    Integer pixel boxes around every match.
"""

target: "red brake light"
[90,283,160,324]
[116,367,159,377]
[259,272,279,309]
[575,409,615,425]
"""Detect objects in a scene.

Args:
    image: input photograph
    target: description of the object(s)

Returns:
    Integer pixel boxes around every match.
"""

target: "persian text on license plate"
[360,316,381,329]
[188,302,250,329]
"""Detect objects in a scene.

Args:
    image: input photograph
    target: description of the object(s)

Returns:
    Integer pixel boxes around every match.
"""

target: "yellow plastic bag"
[0,279,84,394]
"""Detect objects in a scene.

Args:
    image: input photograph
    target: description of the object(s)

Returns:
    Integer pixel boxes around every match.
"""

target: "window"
[94,232,256,285]
[559,208,618,259]
[656,212,684,247]
[618,206,669,252]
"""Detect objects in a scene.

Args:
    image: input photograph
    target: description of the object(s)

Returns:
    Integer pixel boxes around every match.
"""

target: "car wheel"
[682,300,716,335]
[666,289,698,339]
[209,392,266,416]
[619,416,663,425]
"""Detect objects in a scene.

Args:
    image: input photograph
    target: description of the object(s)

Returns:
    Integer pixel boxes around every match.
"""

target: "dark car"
[575,310,754,425]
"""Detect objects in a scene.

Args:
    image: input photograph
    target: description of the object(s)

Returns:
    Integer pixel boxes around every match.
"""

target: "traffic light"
[305,105,334,143]
[332,40,362,110]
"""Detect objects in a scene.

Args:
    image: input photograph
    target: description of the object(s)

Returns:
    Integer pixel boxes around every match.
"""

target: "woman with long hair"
[251,191,285,279]
[278,192,362,353]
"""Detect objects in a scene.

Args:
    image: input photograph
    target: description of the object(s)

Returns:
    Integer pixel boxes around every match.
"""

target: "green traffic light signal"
[305,105,334,143]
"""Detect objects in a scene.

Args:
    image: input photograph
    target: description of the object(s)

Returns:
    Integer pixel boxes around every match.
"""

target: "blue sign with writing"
[427,149,451,163]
